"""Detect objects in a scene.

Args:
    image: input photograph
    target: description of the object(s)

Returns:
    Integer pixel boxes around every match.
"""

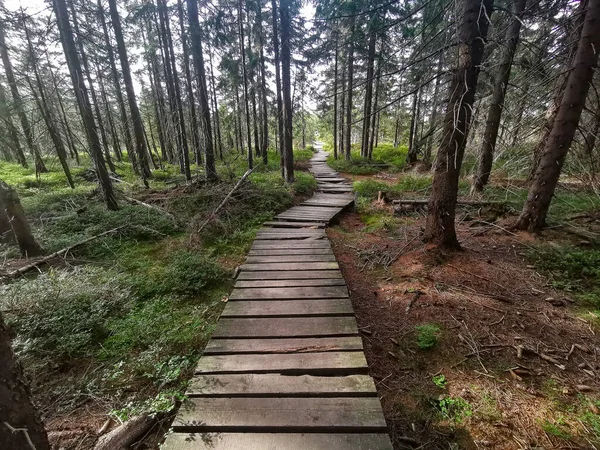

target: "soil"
[328,201,600,449]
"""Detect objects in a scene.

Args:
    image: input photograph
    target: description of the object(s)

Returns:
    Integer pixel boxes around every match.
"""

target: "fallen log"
[94,414,155,450]
[392,198,504,206]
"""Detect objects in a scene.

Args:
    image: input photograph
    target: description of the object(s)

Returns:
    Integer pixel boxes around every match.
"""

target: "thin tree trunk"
[280,0,294,181]
[361,31,376,158]
[0,313,50,450]
[0,82,26,167]
[0,21,46,173]
[238,0,253,169]
[257,2,268,163]
[54,0,118,210]
[338,50,346,159]
[188,0,217,180]
[96,61,122,161]
[423,57,443,165]
[344,15,356,160]
[333,37,338,159]
[108,0,151,183]
[406,86,421,164]
[472,0,527,192]
[271,0,284,170]
[235,83,244,155]
[423,0,493,248]
[208,47,223,160]
[516,0,600,231]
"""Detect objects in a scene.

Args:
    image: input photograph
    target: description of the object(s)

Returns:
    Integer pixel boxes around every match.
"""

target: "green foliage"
[540,418,571,439]
[415,324,441,350]
[293,171,318,195]
[354,180,391,199]
[438,396,473,423]
[529,246,600,307]
[110,389,187,421]
[432,374,447,388]
[396,175,432,192]
[327,144,407,175]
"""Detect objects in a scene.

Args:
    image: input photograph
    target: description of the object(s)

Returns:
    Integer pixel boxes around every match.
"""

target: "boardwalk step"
[221,299,354,317]
[172,397,387,431]
[264,221,326,228]
[228,285,348,299]
[236,269,343,280]
[235,278,345,288]
[195,351,368,375]
[251,240,331,249]
[204,336,364,354]
[240,262,339,271]
[212,317,358,338]
[187,374,377,397]
[247,248,334,255]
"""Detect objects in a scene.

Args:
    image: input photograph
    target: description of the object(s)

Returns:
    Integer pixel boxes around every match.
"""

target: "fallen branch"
[122,195,178,224]
[392,198,504,206]
[196,168,255,235]
[94,414,155,450]
[405,289,424,313]
[3,225,127,279]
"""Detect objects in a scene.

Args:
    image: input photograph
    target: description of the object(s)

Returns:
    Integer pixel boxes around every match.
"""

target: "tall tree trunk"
[0,82,26,167]
[369,64,380,160]
[361,30,376,158]
[280,0,294,181]
[333,37,338,159]
[344,16,356,160]
[472,0,527,192]
[528,0,588,181]
[0,179,44,256]
[0,20,46,173]
[188,0,217,180]
[406,86,421,164]
[516,0,600,231]
[0,313,50,449]
[271,0,284,170]
[208,47,223,160]
[69,0,115,172]
[338,50,346,159]
[96,61,122,161]
[423,0,493,248]
[257,3,268,163]
[54,0,117,210]
[238,0,253,169]
[98,0,134,168]
[423,57,443,165]
[235,83,244,155]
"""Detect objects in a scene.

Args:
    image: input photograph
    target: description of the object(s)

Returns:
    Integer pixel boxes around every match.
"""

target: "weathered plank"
[162,433,393,450]
[236,270,343,280]
[229,285,348,299]
[263,221,326,228]
[204,336,363,354]
[186,374,376,397]
[172,397,387,431]
[248,248,334,255]
[235,278,345,288]
[195,351,368,374]
[251,240,331,249]
[245,254,337,263]
[221,299,354,317]
[212,317,358,338]
[240,262,339,271]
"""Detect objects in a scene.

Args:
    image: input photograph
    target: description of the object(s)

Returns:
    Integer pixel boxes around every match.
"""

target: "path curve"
[163,145,392,449]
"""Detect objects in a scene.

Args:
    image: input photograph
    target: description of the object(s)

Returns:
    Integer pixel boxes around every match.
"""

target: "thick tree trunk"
[361,31,376,158]
[0,21,46,173]
[0,82,26,167]
[423,0,493,248]
[108,0,152,182]
[280,0,294,181]
[0,179,44,256]
[54,0,118,210]
[472,0,527,192]
[344,16,356,160]
[188,0,217,180]
[0,313,50,450]
[516,0,600,231]
[271,0,284,170]
[98,0,134,167]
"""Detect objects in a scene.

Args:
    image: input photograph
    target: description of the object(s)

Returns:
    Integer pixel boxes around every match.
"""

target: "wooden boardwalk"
[163,147,392,449]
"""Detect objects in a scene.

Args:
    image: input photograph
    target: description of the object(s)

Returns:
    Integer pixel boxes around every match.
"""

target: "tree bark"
[54,0,118,210]
[423,0,493,248]
[406,86,421,164]
[188,0,217,180]
[344,15,356,160]
[361,30,376,158]
[0,82,26,167]
[256,2,269,162]
[472,0,527,192]
[208,46,223,161]
[423,57,443,165]
[0,20,46,173]
[280,0,294,181]
[108,0,152,182]
[0,313,50,450]
[515,0,600,231]
[0,179,44,256]
[271,0,284,170]
[333,36,339,159]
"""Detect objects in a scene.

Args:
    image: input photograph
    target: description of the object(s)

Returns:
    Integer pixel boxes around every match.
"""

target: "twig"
[405,289,424,313]
[196,168,255,234]
[122,195,178,224]
[3,422,36,450]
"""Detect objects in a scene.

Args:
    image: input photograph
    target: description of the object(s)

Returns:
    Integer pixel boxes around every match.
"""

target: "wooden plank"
[172,397,387,431]
[240,262,339,271]
[263,221,326,228]
[245,254,337,263]
[196,351,367,374]
[212,317,358,338]
[163,433,393,450]
[235,278,345,287]
[237,270,342,280]
[204,336,363,354]
[248,248,334,255]
[221,299,354,317]
[229,285,348,299]
[254,234,326,241]
[252,240,331,249]
[186,374,376,397]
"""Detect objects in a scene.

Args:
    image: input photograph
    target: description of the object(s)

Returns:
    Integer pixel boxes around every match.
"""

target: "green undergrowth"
[328,144,408,174]
[0,148,315,418]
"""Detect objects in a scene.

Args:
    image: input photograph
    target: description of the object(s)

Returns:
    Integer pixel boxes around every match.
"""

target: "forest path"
[162,145,392,449]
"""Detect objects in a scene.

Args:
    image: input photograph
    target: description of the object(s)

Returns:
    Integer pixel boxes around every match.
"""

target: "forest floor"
[327,158,600,449]
[0,149,316,449]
